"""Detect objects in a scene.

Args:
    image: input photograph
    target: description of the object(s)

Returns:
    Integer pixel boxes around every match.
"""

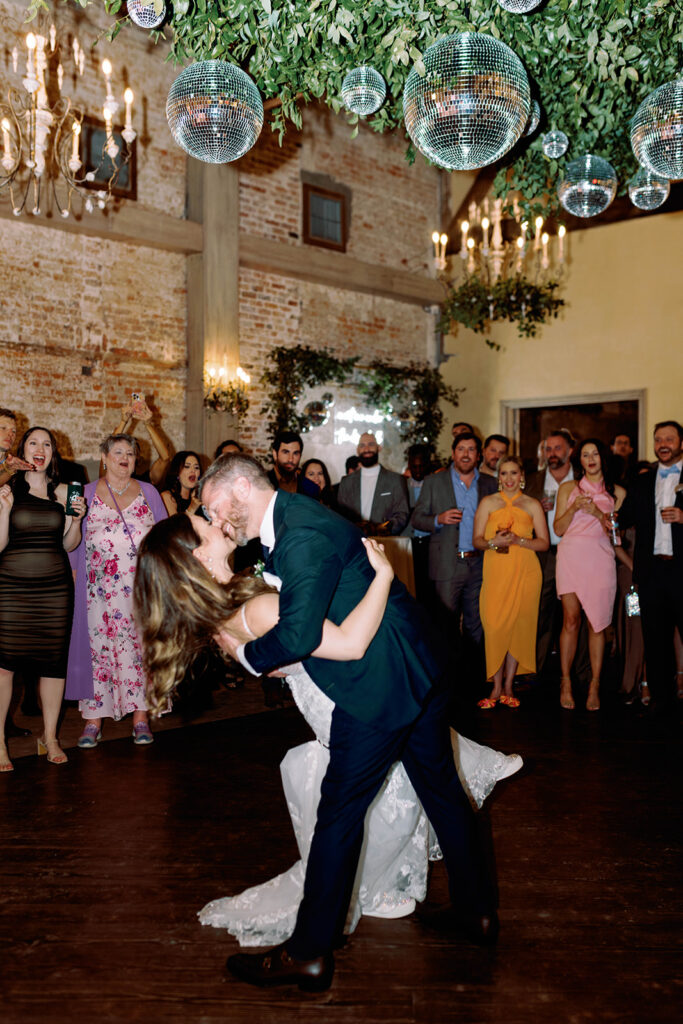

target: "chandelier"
[0,22,136,218]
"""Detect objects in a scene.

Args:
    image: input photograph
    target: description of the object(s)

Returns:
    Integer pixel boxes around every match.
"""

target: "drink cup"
[66,481,84,516]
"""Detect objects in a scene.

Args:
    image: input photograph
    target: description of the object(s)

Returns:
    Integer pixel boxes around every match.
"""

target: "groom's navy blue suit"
[244,491,494,956]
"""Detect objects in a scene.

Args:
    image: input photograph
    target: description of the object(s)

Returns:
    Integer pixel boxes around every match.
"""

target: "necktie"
[659,466,680,478]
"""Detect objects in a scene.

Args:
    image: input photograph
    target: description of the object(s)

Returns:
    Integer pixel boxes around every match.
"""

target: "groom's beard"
[225,497,251,547]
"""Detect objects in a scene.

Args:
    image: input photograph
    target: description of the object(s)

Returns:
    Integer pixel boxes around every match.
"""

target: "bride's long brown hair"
[134,514,275,716]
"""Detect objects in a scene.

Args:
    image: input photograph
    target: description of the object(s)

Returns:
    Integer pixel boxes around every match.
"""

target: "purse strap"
[105,480,139,554]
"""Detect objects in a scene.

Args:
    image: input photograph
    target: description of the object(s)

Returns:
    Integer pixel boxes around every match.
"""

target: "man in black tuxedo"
[200,454,497,992]
[618,420,683,706]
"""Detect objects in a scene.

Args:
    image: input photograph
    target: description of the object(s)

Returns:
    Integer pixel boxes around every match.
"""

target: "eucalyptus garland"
[439,274,565,341]
[260,345,461,453]
[32,0,683,213]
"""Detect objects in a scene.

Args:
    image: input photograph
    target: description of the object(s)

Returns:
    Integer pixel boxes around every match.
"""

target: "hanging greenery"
[440,274,565,341]
[34,0,683,213]
[260,345,461,453]
[203,381,250,418]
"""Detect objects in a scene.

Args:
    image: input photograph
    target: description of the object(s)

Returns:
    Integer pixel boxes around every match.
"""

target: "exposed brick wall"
[0,1,441,472]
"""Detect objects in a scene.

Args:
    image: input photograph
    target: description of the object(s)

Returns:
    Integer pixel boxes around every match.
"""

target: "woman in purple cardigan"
[66,434,167,748]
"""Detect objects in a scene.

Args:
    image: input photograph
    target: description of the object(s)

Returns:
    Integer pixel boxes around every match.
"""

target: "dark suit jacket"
[524,470,546,504]
[411,469,498,580]
[243,492,445,729]
[337,465,409,534]
[618,466,683,583]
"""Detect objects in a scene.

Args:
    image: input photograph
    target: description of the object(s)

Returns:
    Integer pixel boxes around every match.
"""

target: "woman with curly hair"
[554,438,626,711]
[160,450,202,517]
[133,514,522,946]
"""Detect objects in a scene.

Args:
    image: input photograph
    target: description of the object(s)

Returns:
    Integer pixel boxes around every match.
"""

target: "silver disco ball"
[402,32,530,171]
[303,401,329,429]
[557,154,617,218]
[166,61,264,164]
[628,166,670,210]
[497,0,542,11]
[542,129,568,158]
[524,99,541,136]
[341,66,386,116]
[631,78,683,179]
[127,0,166,29]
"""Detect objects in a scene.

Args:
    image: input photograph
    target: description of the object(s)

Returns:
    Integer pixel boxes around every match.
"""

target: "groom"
[200,454,498,991]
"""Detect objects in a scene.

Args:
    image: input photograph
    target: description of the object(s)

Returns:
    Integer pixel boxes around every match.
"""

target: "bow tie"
[659,466,680,478]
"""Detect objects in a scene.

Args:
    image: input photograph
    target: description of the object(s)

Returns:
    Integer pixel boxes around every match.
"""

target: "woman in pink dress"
[555,439,626,711]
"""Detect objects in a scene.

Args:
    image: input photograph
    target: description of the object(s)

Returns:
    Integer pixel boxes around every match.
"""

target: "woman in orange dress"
[473,456,549,709]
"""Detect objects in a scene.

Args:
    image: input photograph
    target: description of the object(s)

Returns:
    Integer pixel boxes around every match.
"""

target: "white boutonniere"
[253,559,266,579]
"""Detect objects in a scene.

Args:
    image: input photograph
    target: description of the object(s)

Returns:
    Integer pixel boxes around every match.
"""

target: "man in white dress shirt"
[337,432,409,535]
[619,420,683,707]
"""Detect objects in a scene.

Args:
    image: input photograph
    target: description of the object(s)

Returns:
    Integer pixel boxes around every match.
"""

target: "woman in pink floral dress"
[65,434,167,747]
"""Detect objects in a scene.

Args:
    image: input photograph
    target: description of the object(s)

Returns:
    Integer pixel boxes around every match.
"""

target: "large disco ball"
[127,0,166,29]
[166,61,264,163]
[542,129,568,158]
[341,66,386,116]
[628,166,670,210]
[497,0,542,11]
[631,79,683,179]
[557,154,617,218]
[403,33,530,171]
[303,401,329,429]
[523,99,541,136]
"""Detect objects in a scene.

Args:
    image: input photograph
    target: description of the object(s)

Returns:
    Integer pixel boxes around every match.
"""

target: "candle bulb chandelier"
[0,21,136,218]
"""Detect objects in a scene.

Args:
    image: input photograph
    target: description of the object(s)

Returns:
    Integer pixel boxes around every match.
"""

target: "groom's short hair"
[199,453,273,497]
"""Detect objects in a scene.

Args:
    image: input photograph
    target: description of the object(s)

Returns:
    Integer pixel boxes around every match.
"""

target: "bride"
[134,513,522,947]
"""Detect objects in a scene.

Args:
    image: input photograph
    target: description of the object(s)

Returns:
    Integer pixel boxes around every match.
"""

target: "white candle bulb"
[26,33,36,50]
[558,224,566,263]
[460,220,469,259]
[1,118,11,161]
[541,232,549,269]
[71,121,81,161]
[102,58,112,78]
[49,24,56,51]
[124,88,134,131]
[431,230,440,245]
[481,216,490,252]
[534,215,543,251]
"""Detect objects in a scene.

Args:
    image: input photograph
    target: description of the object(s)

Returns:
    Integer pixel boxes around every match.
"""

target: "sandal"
[37,737,68,765]
[477,697,498,710]
[499,695,521,708]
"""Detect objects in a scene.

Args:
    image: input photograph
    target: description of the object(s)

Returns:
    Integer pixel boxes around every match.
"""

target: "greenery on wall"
[259,344,461,453]
[440,274,565,341]
[203,381,250,418]
[33,0,683,214]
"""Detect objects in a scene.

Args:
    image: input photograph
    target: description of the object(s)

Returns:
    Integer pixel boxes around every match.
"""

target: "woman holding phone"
[0,427,86,770]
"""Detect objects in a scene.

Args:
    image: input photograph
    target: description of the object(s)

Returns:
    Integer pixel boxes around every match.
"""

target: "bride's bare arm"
[216,540,394,662]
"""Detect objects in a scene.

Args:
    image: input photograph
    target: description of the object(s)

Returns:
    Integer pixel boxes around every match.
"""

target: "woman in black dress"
[0,428,86,771]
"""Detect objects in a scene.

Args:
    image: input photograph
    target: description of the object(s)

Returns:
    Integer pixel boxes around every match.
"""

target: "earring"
[498,479,503,491]
[520,479,526,491]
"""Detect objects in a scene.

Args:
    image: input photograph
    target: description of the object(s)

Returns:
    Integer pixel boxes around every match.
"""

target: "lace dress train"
[199,664,522,947]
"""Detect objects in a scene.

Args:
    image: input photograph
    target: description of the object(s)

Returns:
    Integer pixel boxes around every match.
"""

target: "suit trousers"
[434,556,484,644]
[286,687,494,959]
[638,558,683,703]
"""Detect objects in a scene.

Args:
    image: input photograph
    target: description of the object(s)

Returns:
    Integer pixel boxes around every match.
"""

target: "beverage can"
[66,481,84,516]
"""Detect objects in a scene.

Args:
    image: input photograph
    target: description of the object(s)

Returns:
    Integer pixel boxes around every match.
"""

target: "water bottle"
[625,585,640,618]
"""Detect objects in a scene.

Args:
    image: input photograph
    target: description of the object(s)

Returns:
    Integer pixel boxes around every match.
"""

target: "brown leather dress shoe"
[226,943,334,992]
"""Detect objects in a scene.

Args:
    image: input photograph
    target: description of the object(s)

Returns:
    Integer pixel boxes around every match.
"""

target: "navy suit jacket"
[243,492,446,730]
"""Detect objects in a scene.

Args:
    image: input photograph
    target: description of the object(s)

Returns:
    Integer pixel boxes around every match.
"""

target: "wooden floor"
[1,683,681,1024]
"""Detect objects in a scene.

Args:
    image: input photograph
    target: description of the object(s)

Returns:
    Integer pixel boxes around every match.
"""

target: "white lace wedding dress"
[199,662,522,947]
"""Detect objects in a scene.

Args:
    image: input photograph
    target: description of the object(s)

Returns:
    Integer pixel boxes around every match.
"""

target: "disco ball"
[321,392,335,409]
[341,66,386,116]
[542,129,568,158]
[628,166,670,210]
[402,33,530,171]
[631,78,683,179]
[524,99,541,136]
[166,61,264,164]
[497,0,542,12]
[303,401,329,429]
[127,0,166,29]
[557,154,617,218]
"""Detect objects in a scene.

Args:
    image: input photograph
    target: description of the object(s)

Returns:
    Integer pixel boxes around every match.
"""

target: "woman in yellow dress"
[473,456,549,709]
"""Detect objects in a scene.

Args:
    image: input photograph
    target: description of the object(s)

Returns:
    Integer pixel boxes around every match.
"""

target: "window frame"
[302,183,347,253]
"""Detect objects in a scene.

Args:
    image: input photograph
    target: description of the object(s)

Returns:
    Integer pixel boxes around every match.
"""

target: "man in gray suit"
[337,431,409,535]
[412,433,497,673]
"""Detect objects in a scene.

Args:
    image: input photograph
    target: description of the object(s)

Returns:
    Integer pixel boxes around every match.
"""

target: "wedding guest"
[66,434,167,748]
[161,451,202,516]
[214,439,243,459]
[473,456,548,708]
[525,429,577,679]
[479,435,510,478]
[412,433,497,676]
[403,444,432,605]
[299,458,334,506]
[337,432,409,535]
[0,427,86,771]
[554,439,625,711]
[452,421,475,440]
[268,431,303,493]
[0,409,35,486]
[110,398,173,486]
[618,420,683,707]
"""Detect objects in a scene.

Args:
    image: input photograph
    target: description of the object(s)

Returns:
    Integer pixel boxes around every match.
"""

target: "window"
[303,184,347,252]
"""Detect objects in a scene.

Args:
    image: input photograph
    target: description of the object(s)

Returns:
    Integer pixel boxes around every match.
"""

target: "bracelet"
[519,537,525,547]
[487,538,498,550]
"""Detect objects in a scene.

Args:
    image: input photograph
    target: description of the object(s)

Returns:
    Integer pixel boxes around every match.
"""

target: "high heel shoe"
[37,737,68,765]
[639,681,651,707]
[586,680,600,712]
[560,677,575,710]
